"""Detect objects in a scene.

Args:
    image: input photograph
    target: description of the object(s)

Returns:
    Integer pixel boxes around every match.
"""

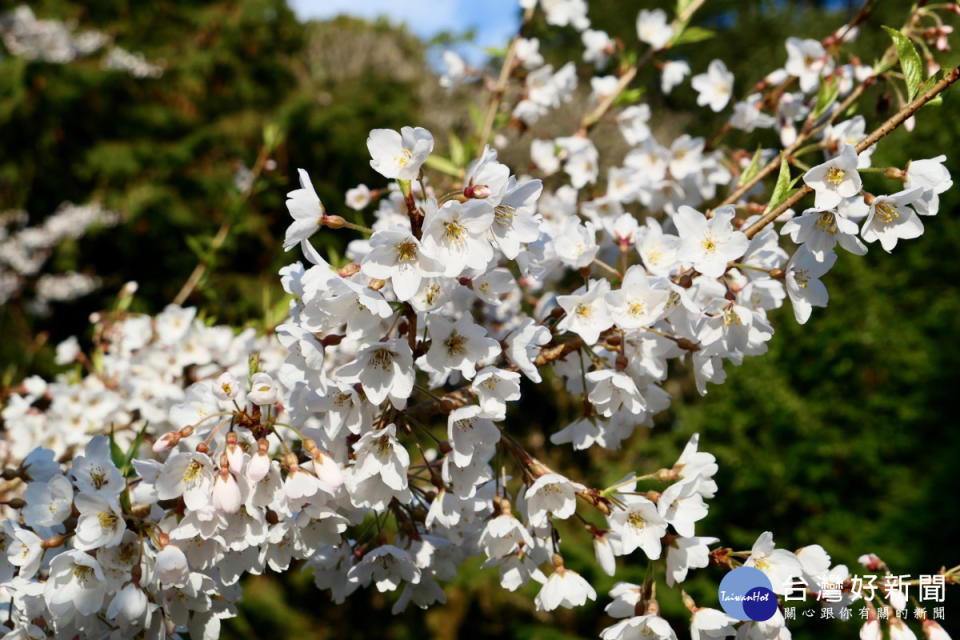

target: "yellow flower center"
[394,148,412,169]
[396,240,418,263]
[827,167,846,185]
[444,330,467,356]
[98,511,119,530]
[815,211,837,234]
[369,348,394,371]
[875,201,900,224]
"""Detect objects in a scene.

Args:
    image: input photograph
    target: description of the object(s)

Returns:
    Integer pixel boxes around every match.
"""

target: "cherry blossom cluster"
[0,202,119,311]
[0,5,164,77]
[1,1,958,639]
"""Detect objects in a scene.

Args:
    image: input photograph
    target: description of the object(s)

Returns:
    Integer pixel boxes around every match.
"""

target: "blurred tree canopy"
[2,1,958,638]
[0,0,443,381]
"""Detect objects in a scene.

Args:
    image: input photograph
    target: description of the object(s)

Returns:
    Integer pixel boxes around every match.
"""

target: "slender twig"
[476,6,535,153]
[717,82,867,210]
[577,0,707,136]
[173,144,270,305]
[742,66,960,239]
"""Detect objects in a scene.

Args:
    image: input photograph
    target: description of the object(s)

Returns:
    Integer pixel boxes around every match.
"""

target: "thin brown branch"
[717,81,868,210]
[172,143,270,305]
[577,0,707,135]
[743,66,960,239]
[475,6,535,153]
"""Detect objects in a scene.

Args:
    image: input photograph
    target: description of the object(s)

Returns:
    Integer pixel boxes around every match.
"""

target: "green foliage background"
[1,1,957,638]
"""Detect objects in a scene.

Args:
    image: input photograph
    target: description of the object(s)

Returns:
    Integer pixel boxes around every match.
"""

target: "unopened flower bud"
[152,431,180,453]
[311,449,343,488]
[463,184,491,199]
[42,534,67,549]
[322,214,347,229]
[246,449,271,483]
[213,469,242,514]
[337,263,361,277]
[195,442,209,454]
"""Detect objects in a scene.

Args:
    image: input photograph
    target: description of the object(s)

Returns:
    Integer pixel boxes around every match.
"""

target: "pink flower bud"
[464,184,491,199]
[152,431,179,453]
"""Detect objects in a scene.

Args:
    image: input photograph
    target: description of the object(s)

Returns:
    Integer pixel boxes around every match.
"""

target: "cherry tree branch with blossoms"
[1,1,959,639]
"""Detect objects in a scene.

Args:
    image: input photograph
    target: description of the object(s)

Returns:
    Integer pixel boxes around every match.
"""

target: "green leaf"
[738,146,763,187]
[448,133,466,168]
[813,75,839,119]
[468,102,484,133]
[766,154,793,213]
[424,154,464,178]
[121,423,150,477]
[882,26,924,101]
[109,425,125,470]
[262,122,284,152]
[676,0,697,16]
[613,87,645,107]
[917,70,945,107]
[671,26,716,46]
[482,45,508,58]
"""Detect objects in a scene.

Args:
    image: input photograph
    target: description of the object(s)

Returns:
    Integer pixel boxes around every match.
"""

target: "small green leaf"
[185,235,207,260]
[121,423,150,477]
[468,103,484,133]
[248,352,261,386]
[613,87,645,107]
[766,154,793,213]
[262,122,283,152]
[882,25,924,101]
[739,146,764,187]
[109,425,125,470]
[424,154,464,178]
[448,133,466,168]
[676,0,697,16]
[671,26,716,46]
[813,75,839,119]
[917,70,945,107]
[482,45,508,58]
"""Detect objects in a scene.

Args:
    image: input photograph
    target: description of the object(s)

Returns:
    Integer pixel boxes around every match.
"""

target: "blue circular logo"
[718,567,777,621]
